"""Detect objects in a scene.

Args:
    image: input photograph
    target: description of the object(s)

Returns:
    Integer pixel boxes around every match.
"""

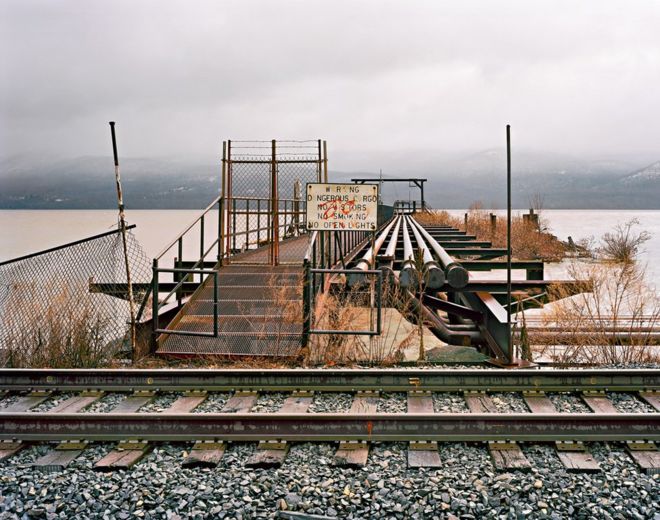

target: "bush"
[597,218,651,264]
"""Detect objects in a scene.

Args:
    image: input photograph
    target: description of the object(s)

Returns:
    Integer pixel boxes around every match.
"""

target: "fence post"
[151,258,159,353]
[213,271,219,337]
[271,139,279,265]
[199,215,205,282]
[217,196,223,263]
[219,141,226,265]
[225,140,232,265]
[302,259,311,348]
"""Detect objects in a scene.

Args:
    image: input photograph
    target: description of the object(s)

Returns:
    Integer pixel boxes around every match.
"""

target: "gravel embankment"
[548,393,592,413]
[80,393,127,414]
[376,393,406,413]
[1,386,658,518]
[308,393,353,413]
[139,393,183,413]
[432,392,470,413]
[1,440,657,519]
[29,393,75,413]
[251,393,287,413]
[488,393,530,413]
[607,392,656,414]
[191,393,230,413]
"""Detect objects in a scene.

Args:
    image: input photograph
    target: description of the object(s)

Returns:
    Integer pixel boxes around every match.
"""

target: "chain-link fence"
[0,227,151,367]
[225,140,324,265]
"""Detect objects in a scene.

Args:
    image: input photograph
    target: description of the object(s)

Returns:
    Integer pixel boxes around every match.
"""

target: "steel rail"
[1,369,657,392]
[1,412,657,443]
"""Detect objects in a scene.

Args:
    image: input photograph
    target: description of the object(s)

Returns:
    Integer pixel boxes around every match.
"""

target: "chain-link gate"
[222,140,326,265]
[0,227,151,367]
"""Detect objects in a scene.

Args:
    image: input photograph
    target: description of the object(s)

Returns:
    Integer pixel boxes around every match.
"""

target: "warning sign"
[306,183,378,231]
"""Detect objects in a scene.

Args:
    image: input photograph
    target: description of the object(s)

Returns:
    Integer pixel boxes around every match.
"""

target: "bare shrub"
[355,273,418,365]
[535,261,660,365]
[415,210,461,228]
[2,281,118,368]
[304,272,410,366]
[244,271,304,358]
[305,282,368,365]
[597,218,652,264]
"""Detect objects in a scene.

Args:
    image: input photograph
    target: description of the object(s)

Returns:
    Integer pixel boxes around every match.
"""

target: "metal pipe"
[407,216,445,289]
[399,217,419,289]
[383,216,402,260]
[408,217,469,289]
[348,217,399,286]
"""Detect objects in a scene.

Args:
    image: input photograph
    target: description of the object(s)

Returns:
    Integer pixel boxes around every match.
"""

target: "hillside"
[1,153,658,209]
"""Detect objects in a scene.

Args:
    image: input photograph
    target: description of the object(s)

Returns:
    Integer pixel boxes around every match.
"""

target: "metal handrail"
[304,231,319,262]
[152,267,219,338]
[156,195,222,261]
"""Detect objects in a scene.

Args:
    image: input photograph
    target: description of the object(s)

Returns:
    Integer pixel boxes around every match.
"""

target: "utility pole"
[109,122,137,362]
[506,124,513,364]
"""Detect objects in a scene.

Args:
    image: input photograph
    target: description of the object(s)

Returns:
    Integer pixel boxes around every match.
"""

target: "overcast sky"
[1,0,659,170]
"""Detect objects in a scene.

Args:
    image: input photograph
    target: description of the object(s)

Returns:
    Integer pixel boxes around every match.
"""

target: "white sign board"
[306,183,379,231]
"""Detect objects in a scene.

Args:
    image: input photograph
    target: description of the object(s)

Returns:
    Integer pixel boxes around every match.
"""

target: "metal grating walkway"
[156,239,308,357]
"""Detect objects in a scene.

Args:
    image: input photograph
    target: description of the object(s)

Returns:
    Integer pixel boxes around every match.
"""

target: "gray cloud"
[1,0,659,170]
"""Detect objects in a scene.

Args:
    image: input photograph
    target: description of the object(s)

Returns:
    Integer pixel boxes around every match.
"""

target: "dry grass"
[534,261,660,365]
[415,206,566,261]
[1,281,118,368]
[305,273,411,366]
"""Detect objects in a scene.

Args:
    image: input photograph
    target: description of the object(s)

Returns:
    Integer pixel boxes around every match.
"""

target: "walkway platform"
[156,236,308,357]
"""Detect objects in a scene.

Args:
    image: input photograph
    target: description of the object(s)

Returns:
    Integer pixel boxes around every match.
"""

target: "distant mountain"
[0,152,658,209]
[0,156,221,209]
[621,161,660,183]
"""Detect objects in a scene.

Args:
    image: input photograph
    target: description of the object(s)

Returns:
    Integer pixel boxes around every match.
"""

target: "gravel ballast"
[1,365,659,519]
[1,440,657,519]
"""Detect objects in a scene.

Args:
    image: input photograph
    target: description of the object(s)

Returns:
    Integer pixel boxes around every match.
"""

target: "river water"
[1,209,658,289]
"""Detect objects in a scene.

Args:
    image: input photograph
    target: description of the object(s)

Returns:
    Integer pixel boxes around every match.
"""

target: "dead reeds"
[415,205,566,261]
[534,261,660,365]
[1,280,118,368]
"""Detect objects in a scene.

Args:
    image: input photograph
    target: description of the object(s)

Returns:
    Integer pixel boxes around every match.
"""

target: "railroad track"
[0,368,658,473]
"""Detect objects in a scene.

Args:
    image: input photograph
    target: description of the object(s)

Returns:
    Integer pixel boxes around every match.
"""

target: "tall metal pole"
[271,139,279,265]
[506,124,513,363]
[226,140,232,264]
[219,141,226,264]
[109,122,137,361]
